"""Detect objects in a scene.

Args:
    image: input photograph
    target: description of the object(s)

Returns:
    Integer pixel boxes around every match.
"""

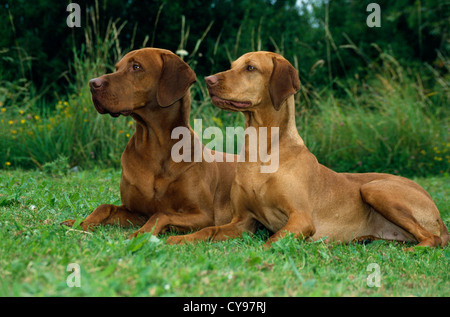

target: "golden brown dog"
[166,51,449,249]
[62,48,235,238]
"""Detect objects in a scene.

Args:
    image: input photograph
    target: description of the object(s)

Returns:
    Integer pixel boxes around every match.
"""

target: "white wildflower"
[176,49,189,57]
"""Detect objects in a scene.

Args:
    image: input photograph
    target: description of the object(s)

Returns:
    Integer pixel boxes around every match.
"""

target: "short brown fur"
[167,51,449,249]
[62,48,236,238]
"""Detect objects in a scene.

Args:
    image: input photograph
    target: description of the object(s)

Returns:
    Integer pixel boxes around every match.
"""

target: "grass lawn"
[0,168,448,297]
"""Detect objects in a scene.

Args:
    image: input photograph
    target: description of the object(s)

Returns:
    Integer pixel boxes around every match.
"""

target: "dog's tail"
[439,219,449,247]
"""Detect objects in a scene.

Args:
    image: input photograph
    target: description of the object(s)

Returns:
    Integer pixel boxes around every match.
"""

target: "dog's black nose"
[89,78,104,89]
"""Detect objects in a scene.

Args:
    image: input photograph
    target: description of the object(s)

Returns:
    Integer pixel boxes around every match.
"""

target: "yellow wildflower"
[126,133,130,138]
[34,115,40,120]
[5,162,11,166]
[212,116,223,127]
[21,119,25,124]
[8,120,13,125]
[19,110,24,114]
[1,108,6,112]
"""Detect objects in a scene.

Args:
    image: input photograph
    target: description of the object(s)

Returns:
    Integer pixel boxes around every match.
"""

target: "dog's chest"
[120,165,180,214]
[235,176,288,232]
[234,171,273,209]
[233,164,293,232]
[235,162,267,193]
[152,174,176,200]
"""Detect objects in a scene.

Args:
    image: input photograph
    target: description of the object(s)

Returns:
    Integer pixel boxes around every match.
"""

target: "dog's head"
[205,51,300,112]
[89,48,196,117]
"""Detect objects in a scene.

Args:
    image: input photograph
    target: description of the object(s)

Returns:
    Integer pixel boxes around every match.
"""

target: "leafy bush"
[0,1,448,176]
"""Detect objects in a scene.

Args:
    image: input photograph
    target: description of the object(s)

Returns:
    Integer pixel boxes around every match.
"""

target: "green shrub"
[1,4,448,176]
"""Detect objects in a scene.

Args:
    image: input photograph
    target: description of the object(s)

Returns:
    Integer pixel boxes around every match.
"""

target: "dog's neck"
[130,93,194,156]
[243,95,304,146]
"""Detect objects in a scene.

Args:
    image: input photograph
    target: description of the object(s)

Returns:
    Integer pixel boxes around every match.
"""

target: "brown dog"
[167,51,449,249]
[62,48,235,238]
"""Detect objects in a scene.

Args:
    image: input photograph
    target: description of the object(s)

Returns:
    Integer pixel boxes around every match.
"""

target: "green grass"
[0,168,448,296]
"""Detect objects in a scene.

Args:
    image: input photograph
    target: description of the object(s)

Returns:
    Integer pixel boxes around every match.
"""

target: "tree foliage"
[1,0,448,101]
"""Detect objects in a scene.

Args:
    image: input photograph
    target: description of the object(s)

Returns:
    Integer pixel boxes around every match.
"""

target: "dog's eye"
[132,64,141,71]
[247,65,255,71]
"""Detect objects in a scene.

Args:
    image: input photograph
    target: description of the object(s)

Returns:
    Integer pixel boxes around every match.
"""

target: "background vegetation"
[1,0,449,176]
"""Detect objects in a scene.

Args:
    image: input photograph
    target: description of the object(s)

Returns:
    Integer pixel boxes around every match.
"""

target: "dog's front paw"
[60,219,93,231]
[166,235,187,245]
[129,230,144,240]
[60,219,76,227]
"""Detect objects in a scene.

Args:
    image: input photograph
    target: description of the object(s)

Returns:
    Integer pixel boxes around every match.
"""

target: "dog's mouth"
[92,97,132,117]
[210,95,252,109]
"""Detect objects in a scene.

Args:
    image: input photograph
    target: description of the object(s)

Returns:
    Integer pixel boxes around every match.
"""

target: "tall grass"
[298,51,449,176]
[0,7,448,176]
[1,6,136,169]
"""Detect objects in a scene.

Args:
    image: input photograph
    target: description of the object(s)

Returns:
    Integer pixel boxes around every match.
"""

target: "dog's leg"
[166,215,258,244]
[360,178,447,248]
[129,211,215,239]
[265,211,316,247]
[61,204,147,231]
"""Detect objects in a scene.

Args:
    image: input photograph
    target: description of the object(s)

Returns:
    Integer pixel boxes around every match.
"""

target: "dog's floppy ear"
[157,53,197,107]
[269,56,300,111]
